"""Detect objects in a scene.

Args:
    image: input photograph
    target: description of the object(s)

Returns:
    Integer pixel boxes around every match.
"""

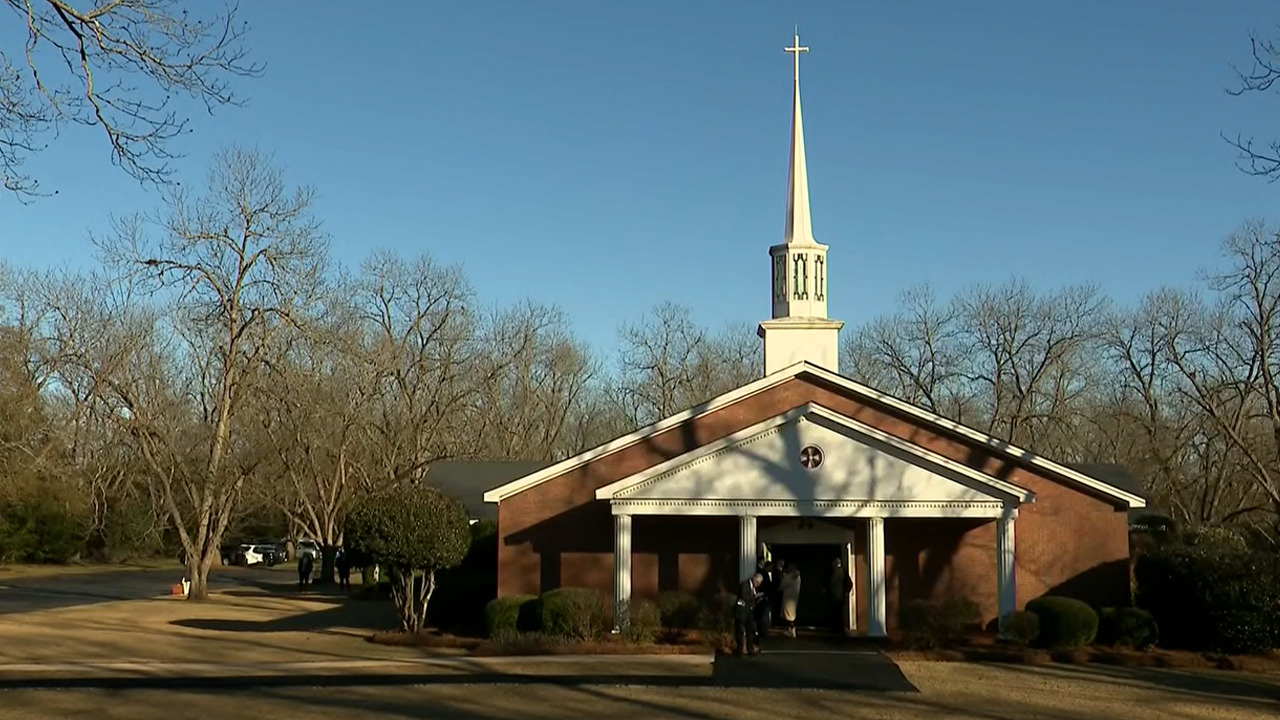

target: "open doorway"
[769,543,841,630]
[759,518,858,635]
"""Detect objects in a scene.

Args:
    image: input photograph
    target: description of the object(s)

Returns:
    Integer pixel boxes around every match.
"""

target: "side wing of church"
[482,34,1144,637]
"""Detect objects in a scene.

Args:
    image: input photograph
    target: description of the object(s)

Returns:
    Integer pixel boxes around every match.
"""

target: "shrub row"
[485,588,731,641]
[899,597,981,649]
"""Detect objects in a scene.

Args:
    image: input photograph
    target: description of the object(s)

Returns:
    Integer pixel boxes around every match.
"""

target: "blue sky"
[2,1,1279,357]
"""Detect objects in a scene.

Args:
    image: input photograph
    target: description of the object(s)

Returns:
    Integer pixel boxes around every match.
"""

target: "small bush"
[1097,607,1159,649]
[899,597,981,649]
[485,595,539,637]
[621,599,662,644]
[657,591,702,629]
[1001,610,1040,646]
[1026,596,1099,649]
[540,587,608,641]
[697,592,737,651]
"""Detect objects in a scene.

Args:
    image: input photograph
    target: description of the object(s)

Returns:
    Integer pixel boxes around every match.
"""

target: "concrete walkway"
[712,633,917,691]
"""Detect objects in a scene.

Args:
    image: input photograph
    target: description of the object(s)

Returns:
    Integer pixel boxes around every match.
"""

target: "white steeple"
[758,32,844,375]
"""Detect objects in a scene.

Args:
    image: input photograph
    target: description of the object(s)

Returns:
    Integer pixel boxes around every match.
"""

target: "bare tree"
[842,285,968,418]
[1149,221,1280,539]
[1226,26,1280,180]
[92,146,326,599]
[352,252,477,487]
[953,279,1107,453]
[1,0,260,197]
[1097,293,1264,526]
[469,301,595,461]
[252,306,371,584]
[616,302,760,426]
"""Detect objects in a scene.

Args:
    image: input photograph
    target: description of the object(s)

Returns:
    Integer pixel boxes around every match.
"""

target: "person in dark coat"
[335,548,351,591]
[735,573,764,656]
[298,552,314,592]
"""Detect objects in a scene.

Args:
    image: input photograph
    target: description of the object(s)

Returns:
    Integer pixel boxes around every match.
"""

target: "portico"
[596,403,1032,637]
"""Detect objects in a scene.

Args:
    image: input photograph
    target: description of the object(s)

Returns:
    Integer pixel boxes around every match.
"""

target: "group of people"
[733,556,854,656]
[296,547,353,591]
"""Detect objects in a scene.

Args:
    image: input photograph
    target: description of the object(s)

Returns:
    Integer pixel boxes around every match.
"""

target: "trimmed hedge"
[622,599,663,644]
[699,592,737,634]
[899,597,981,649]
[1097,607,1158,650]
[1001,610,1040,646]
[540,587,608,641]
[656,591,702,629]
[1026,596,1098,649]
[1135,541,1280,654]
[485,595,538,637]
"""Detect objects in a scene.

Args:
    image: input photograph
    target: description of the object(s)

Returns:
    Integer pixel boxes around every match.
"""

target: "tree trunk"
[318,544,337,586]
[186,555,210,600]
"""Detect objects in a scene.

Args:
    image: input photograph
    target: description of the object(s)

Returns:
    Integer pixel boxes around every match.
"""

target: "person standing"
[298,552,314,592]
[335,548,351,591]
[780,561,802,638]
[735,573,764,656]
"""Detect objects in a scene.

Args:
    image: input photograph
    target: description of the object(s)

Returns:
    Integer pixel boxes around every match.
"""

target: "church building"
[482,35,1145,636]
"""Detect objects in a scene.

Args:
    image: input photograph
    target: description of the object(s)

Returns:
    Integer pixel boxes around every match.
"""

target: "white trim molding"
[610,499,1007,518]
[484,361,1146,509]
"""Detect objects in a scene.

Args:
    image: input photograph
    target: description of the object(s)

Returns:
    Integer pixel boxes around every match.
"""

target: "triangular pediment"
[596,403,1031,508]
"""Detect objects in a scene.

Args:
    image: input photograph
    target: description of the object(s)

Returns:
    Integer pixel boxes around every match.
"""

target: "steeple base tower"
[758,317,843,375]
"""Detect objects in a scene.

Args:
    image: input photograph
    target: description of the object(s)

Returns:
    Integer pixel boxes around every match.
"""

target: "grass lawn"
[0,558,184,580]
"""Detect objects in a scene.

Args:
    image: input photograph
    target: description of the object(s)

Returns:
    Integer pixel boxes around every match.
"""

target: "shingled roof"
[425,460,553,521]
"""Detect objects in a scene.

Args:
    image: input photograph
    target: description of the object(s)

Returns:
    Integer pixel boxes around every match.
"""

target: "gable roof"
[426,460,553,520]
[482,361,1146,509]
[594,403,1035,504]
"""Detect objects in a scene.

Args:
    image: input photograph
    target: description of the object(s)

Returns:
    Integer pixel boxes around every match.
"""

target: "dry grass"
[887,641,1280,674]
[368,628,711,656]
[0,559,182,579]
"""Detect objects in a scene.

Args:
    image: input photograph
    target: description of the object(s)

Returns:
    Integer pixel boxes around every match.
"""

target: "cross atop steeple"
[784,32,809,85]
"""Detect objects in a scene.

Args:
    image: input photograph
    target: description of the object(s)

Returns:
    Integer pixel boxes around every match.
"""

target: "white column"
[867,516,887,638]
[996,506,1017,637]
[738,515,758,582]
[843,541,856,634]
[614,513,632,627]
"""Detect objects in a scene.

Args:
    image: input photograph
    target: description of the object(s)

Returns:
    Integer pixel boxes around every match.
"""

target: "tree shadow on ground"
[994,661,1280,711]
[170,597,397,635]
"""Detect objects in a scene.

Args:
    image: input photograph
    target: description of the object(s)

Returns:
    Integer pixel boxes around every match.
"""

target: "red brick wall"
[495,374,1132,627]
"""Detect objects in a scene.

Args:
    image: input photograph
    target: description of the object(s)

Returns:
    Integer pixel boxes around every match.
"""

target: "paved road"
[0,566,281,615]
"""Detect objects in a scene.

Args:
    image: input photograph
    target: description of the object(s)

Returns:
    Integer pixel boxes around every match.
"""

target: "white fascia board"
[796,364,1147,509]
[482,362,814,503]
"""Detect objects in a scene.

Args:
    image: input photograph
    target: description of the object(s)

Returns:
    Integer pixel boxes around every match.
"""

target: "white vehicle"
[296,539,319,561]
[240,544,265,566]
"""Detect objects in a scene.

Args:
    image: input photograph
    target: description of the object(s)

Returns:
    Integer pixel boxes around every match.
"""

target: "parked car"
[296,539,319,562]
[248,543,281,567]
